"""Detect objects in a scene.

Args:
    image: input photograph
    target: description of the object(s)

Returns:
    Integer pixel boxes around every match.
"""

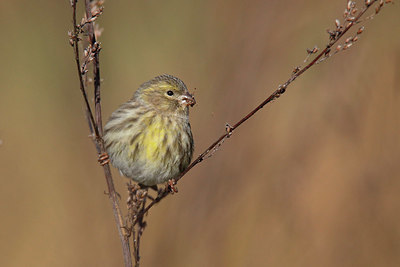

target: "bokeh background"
[1,1,399,266]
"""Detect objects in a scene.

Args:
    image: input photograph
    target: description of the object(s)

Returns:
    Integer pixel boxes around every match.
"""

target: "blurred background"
[1,0,399,266]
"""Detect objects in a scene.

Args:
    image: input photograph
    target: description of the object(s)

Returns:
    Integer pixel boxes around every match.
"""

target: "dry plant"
[68,0,394,266]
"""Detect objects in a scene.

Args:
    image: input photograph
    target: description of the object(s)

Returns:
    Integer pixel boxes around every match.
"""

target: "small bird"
[101,74,195,188]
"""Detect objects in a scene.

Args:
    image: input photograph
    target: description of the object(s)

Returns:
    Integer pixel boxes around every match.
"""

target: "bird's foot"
[98,152,110,166]
[167,179,178,194]
[137,184,158,200]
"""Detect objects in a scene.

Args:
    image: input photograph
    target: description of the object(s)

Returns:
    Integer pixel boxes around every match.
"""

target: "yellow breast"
[129,115,170,163]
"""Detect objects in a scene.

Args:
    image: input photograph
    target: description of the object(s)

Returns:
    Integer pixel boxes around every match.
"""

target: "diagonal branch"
[142,0,387,214]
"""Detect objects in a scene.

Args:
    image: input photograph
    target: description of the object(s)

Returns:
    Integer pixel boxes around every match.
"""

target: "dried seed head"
[327,29,336,39]
[353,36,359,42]
[335,19,341,28]
[351,8,358,15]
[357,26,365,34]
[347,16,356,22]
[343,43,353,50]
[68,31,74,46]
[347,1,353,10]
[365,0,372,6]
[312,47,318,53]
[345,37,353,43]
[336,44,343,51]
[139,190,147,198]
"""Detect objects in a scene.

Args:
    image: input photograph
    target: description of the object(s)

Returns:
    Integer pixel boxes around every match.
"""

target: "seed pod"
[335,19,341,28]
[347,1,353,10]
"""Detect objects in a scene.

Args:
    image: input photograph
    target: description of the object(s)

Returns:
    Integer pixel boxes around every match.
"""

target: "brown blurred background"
[1,1,399,266]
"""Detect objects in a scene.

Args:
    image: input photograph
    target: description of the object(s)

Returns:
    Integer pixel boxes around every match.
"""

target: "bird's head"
[134,74,196,115]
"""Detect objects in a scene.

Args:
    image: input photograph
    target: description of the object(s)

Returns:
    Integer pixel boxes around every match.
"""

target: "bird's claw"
[98,152,110,166]
[167,179,178,194]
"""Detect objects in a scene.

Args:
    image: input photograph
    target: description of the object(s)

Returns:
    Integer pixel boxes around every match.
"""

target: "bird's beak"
[180,92,196,107]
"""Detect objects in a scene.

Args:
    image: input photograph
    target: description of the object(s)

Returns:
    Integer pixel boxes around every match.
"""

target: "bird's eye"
[167,90,174,96]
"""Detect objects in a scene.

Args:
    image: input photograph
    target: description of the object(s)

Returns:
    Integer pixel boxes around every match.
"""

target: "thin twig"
[126,184,147,266]
[141,0,385,214]
[134,202,146,266]
[70,2,98,137]
[70,1,132,266]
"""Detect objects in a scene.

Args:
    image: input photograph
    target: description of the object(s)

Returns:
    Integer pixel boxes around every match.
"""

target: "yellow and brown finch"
[102,74,195,186]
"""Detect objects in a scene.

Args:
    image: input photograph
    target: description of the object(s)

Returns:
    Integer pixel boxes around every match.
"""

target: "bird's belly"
[121,120,190,185]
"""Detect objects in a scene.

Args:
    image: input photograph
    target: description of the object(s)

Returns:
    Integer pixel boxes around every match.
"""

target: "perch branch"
[142,0,390,214]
